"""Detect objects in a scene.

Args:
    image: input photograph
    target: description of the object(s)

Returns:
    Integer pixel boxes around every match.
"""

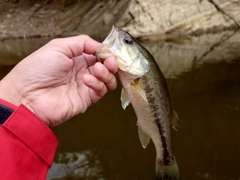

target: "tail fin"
[155,157,180,180]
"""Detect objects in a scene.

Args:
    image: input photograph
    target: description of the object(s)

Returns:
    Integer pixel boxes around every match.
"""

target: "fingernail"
[102,66,108,76]
[89,75,97,83]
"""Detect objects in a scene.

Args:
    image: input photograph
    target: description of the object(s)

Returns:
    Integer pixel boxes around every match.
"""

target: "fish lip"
[94,25,119,59]
[113,24,117,31]
[101,25,119,51]
[103,25,118,42]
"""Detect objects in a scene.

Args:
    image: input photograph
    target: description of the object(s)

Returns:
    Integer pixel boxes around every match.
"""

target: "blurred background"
[1,0,240,179]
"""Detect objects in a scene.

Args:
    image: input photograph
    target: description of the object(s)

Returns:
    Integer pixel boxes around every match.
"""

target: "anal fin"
[138,126,150,149]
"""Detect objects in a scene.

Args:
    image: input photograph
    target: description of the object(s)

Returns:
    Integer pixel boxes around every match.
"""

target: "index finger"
[48,35,101,58]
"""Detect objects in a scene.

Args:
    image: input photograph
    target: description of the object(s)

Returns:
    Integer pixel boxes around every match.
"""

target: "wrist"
[0,78,22,106]
[0,78,36,115]
[0,86,50,127]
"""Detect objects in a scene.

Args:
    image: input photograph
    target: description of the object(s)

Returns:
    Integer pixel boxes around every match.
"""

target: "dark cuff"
[0,104,14,125]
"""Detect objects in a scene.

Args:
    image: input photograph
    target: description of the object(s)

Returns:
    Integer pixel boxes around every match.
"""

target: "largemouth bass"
[95,25,180,180]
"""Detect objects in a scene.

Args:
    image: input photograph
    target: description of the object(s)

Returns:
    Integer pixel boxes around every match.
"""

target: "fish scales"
[139,58,173,165]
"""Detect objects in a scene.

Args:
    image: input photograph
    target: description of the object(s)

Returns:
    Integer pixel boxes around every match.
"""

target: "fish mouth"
[102,25,119,45]
[94,25,119,59]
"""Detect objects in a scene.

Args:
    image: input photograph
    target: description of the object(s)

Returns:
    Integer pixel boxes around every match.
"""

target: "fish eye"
[124,36,134,45]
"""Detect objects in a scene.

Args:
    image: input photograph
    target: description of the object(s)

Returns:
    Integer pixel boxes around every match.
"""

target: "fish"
[95,25,181,180]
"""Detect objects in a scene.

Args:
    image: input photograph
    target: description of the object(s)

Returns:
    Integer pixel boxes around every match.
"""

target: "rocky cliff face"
[117,0,240,40]
[0,0,239,40]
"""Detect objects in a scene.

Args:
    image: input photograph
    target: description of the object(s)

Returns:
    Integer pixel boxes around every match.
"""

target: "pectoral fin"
[138,126,150,149]
[133,82,148,103]
[121,88,130,110]
[172,110,181,131]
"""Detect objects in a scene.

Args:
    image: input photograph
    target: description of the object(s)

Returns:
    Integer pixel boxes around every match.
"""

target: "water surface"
[0,31,240,180]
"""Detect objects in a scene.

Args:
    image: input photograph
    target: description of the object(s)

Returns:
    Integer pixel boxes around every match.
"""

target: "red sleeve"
[0,100,58,180]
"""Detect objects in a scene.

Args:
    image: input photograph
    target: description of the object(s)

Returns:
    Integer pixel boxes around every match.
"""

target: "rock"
[0,0,239,40]
[7,14,12,19]
[47,151,105,180]
[116,0,240,40]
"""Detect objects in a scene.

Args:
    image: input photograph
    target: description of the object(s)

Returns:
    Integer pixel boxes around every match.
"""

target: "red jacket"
[0,99,58,180]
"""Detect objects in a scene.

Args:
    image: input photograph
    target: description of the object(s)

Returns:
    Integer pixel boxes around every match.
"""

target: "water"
[0,31,240,180]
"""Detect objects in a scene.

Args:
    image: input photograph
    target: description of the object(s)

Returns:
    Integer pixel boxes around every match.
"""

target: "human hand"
[0,35,118,127]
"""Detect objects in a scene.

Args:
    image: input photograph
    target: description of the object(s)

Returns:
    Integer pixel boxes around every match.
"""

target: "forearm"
[0,99,58,179]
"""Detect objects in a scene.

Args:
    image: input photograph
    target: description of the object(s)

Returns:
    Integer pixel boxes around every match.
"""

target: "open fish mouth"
[102,25,119,47]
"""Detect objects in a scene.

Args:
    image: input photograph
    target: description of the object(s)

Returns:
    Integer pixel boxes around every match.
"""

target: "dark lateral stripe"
[144,80,171,165]
[154,118,171,165]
